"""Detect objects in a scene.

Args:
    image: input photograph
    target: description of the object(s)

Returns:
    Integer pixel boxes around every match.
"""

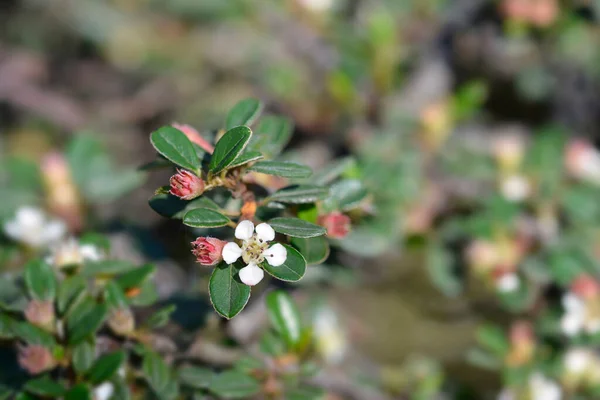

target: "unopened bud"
[317,212,351,239]
[107,308,135,336]
[191,237,226,266]
[169,170,205,200]
[24,300,55,331]
[465,240,499,273]
[18,344,57,375]
[493,135,525,172]
[566,139,600,184]
[571,275,600,300]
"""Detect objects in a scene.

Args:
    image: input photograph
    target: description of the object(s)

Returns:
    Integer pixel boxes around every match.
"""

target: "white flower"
[93,382,114,400]
[222,221,287,286]
[3,206,66,248]
[298,0,335,12]
[564,348,592,375]
[500,175,530,202]
[561,293,600,337]
[46,238,104,268]
[497,273,520,293]
[529,373,561,400]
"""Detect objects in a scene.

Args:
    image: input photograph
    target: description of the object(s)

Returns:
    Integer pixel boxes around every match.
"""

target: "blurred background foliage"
[3,0,600,399]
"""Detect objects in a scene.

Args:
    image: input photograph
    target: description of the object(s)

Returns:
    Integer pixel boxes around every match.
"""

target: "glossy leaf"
[262,245,306,282]
[209,126,252,173]
[114,264,156,292]
[24,260,56,301]
[72,340,95,375]
[248,116,293,157]
[82,260,136,276]
[150,126,201,174]
[249,161,312,178]
[177,366,214,389]
[291,236,330,265]
[209,263,251,319]
[24,377,66,397]
[269,185,329,204]
[67,301,108,345]
[312,157,356,185]
[265,291,302,349]
[104,282,129,310]
[225,98,263,129]
[87,351,126,384]
[142,350,179,400]
[228,151,264,169]
[183,208,230,228]
[65,384,91,400]
[208,371,260,399]
[325,179,368,211]
[269,217,326,238]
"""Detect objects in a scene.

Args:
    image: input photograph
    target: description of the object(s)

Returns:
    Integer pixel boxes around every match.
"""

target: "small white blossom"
[529,373,561,400]
[46,238,103,268]
[564,348,592,375]
[298,0,335,12]
[560,293,600,337]
[222,221,287,286]
[497,273,520,293]
[93,382,114,400]
[3,206,66,248]
[501,175,531,202]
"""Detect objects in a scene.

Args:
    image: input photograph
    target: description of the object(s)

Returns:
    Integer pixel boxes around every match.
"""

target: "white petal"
[80,244,103,261]
[238,263,264,286]
[264,243,287,267]
[563,293,585,312]
[565,349,590,374]
[222,242,242,264]
[255,223,275,242]
[496,274,520,293]
[43,220,67,243]
[3,220,21,241]
[17,207,44,227]
[561,313,583,337]
[93,382,115,400]
[235,220,254,241]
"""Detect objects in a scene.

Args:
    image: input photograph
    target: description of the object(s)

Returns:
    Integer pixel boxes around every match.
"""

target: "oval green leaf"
[290,236,330,265]
[262,245,306,282]
[208,370,260,399]
[229,151,264,169]
[209,263,251,319]
[209,126,252,174]
[225,98,263,130]
[24,260,57,301]
[269,217,326,238]
[183,208,230,228]
[249,161,312,178]
[265,290,302,349]
[248,116,293,158]
[325,179,368,211]
[150,126,201,174]
[269,185,330,204]
[87,351,126,384]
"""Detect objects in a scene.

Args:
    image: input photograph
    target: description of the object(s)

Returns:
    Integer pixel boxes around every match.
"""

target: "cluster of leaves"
[147,98,369,318]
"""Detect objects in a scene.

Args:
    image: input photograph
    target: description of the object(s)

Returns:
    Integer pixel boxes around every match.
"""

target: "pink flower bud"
[18,344,57,375]
[318,212,351,239]
[510,320,534,346]
[169,169,204,200]
[565,139,600,183]
[571,275,600,300]
[191,237,226,266]
[24,300,55,331]
[172,123,214,154]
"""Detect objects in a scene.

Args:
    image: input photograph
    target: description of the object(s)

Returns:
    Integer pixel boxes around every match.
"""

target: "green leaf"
[177,366,214,389]
[24,260,56,301]
[72,340,95,375]
[324,179,368,211]
[248,116,293,158]
[476,325,509,357]
[12,322,56,347]
[262,245,306,282]
[142,350,179,400]
[290,236,330,265]
[87,351,126,384]
[67,302,108,345]
[208,370,260,399]
[426,243,462,297]
[65,384,91,400]
[269,185,329,204]
[225,98,263,130]
[149,194,220,219]
[209,126,252,173]
[312,156,356,185]
[209,263,251,319]
[150,126,201,174]
[114,264,156,291]
[104,282,129,310]
[249,161,312,178]
[265,291,302,349]
[269,217,326,238]
[24,376,66,397]
[82,260,136,276]
[183,208,230,228]
[144,305,176,329]
[0,313,17,339]
[228,151,264,169]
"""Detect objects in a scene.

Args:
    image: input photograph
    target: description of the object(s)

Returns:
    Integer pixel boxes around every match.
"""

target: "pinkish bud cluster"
[571,275,600,300]
[24,300,55,331]
[18,344,56,375]
[191,237,226,266]
[169,169,205,200]
[318,212,351,239]
[501,0,559,27]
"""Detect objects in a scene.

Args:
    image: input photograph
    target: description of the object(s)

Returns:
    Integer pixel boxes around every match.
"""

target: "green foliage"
[208,263,251,319]
[151,126,202,175]
[268,218,326,238]
[209,126,252,174]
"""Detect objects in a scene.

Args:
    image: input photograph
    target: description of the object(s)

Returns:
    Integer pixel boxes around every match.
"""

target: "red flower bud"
[571,275,600,300]
[24,300,55,331]
[169,170,204,200]
[172,123,214,154]
[18,344,57,375]
[191,237,226,266]
[318,212,351,239]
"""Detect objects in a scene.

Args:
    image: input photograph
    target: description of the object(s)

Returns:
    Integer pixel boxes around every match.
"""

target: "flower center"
[241,236,269,265]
